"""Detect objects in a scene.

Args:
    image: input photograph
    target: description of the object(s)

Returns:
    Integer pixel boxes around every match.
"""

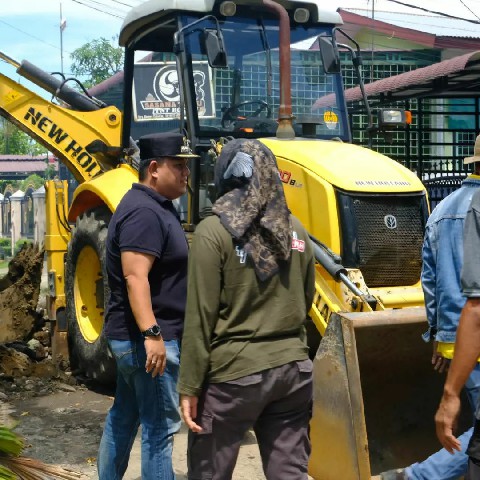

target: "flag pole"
[60,2,64,74]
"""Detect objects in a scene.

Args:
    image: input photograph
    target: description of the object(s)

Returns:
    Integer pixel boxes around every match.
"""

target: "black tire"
[65,207,116,385]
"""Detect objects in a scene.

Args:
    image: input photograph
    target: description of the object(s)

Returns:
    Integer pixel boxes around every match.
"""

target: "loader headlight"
[377,108,408,129]
[378,108,412,131]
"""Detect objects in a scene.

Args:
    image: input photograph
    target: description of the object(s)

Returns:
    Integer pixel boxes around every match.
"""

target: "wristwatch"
[141,324,162,338]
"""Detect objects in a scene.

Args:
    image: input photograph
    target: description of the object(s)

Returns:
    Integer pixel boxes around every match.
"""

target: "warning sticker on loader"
[133,61,215,121]
[323,110,338,130]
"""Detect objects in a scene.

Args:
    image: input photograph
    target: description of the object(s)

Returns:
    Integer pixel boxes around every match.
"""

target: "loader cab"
[119,0,350,145]
[119,0,348,222]
[177,12,351,142]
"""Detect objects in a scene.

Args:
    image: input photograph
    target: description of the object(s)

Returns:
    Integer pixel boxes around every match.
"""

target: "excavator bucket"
[308,308,472,480]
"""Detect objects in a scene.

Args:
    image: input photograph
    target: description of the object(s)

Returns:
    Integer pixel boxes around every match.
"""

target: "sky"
[0,0,479,93]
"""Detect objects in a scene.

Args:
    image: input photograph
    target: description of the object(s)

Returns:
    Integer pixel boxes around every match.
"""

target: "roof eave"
[338,8,436,47]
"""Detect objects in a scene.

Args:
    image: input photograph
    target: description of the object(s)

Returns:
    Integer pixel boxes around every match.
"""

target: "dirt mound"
[0,243,44,344]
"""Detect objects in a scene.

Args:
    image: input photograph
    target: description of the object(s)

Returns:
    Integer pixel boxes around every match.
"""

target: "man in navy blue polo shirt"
[97,132,197,480]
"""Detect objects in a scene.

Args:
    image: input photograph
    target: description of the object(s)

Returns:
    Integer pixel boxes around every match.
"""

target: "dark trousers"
[468,420,480,479]
[467,458,480,480]
[187,359,313,480]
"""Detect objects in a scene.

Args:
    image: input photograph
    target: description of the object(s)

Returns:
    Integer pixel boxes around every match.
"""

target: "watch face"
[143,325,161,336]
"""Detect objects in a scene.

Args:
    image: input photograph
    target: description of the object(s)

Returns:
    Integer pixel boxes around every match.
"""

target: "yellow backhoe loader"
[0,0,459,477]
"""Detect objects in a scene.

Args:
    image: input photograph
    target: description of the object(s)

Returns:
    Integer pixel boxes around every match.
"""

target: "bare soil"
[0,244,44,344]
[2,378,266,479]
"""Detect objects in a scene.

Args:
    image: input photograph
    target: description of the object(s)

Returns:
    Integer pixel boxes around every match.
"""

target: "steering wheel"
[221,100,271,128]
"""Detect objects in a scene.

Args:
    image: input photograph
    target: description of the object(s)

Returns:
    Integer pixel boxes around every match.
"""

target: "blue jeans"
[406,363,480,480]
[97,337,181,480]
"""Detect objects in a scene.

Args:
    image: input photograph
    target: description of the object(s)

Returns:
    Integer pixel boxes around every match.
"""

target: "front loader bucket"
[308,308,472,480]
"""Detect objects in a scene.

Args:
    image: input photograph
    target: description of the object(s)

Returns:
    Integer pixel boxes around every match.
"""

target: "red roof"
[0,157,59,173]
[313,50,480,109]
[0,155,46,160]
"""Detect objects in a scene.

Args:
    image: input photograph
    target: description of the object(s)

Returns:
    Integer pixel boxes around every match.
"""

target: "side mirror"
[318,36,341,74]
[202,29,228,68]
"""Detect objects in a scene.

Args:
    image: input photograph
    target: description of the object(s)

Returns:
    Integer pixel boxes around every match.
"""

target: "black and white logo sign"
[155,69,181,102]
[133,61,215,121]
[384,214,397,229]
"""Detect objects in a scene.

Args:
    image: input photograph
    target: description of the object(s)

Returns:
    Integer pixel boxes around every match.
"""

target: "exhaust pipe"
[261,0,295,139]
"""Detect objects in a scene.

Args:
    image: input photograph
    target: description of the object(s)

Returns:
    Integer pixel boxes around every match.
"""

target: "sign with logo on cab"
[133,61,215,122]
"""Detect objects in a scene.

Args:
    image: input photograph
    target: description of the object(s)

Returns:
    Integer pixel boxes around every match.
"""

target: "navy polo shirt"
[104,183,188,341]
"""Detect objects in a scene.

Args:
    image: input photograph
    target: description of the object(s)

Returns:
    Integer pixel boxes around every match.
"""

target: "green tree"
[70,37,124,88]
[0,180,11,193]
[20,174,44,192]
[44,163,57,180]
[0,119,44,155]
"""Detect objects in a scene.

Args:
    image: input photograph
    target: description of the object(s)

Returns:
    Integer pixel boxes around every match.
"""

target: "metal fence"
[350,96,480,209]
[340,51,480,208]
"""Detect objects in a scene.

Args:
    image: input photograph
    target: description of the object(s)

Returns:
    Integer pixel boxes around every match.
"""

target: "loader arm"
[0,72,123,183]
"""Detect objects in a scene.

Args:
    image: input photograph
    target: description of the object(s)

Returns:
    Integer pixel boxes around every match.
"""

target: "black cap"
[139,132,199,162]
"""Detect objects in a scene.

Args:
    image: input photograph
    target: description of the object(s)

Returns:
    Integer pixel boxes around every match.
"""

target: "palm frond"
[0,426,23,457]
[0,425,84,480]
[0,463,16,480]
[0,455,84,480]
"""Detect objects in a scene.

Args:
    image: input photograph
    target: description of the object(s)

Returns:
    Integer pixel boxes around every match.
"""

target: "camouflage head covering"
[212,138,292,281]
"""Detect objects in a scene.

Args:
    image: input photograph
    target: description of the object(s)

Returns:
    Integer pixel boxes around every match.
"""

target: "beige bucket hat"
[464,134,480,164]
